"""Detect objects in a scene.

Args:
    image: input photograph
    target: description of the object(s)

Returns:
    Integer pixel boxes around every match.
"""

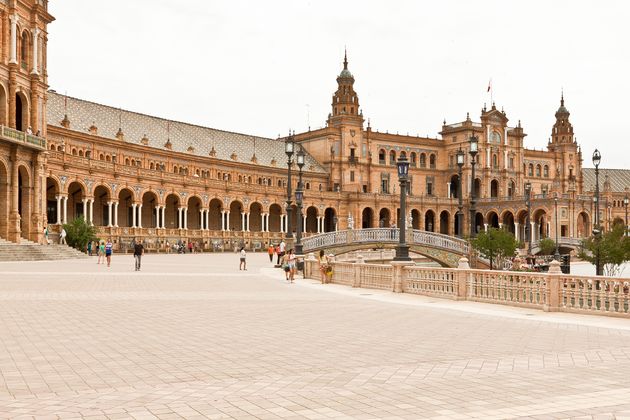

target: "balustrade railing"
[359,264,393,290]
[403,266,457,297]
[1,125,46,149]
[560,275,630,315]
[467,271,547,309]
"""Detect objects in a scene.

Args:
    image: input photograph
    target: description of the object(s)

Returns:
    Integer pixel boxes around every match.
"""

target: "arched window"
[50,144,55,150]
[78,150,84,157]
[536,165,541,177]
[85,151,91,159]
[105,155,111,162]
[543,165,549,177]
[20,32,28,68]
[306,182,311,190]
[278,180,282,187]
[57,146,63,152]
[420,153,426,168]
[389,150,396,165]
[429,154,436,169]
[378,149,386,164]
[492,154,498,168]
[400,151,407,160]
[71,148,77,156]
[410,152,417,167]
[528,164,533,176]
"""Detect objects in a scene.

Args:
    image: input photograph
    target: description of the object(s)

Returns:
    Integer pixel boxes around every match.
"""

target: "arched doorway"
[379,208,391,227]
[474,212,484,234]
[473,178,481,198]
[305,206,318,233]
[141,191,159,228]
[15,92,29,132]
[577,212,589,238]
[490,180,499,198]
[450,175,459,198]
[517,209,528,243]
[0,83,7,126]
[269,204,282,232]
[439,210,450,235]
[424,210,435,232]
[118,188,134,227]
[164,193,180,229]
[208,198,222,230]
[324,207,336,232]
[487,211,499,229]
[507,180,516,198]
[187,196,202,230]
[229,201,244,231]
[45,177,60,226]
[533,209,548,240]
[67,181,85,223]
[93,185,111,226]
[411,209,421,229]
[0,161,8,238]
[502,211,515,235]
[362,207,374,229]
[250,202,263,232]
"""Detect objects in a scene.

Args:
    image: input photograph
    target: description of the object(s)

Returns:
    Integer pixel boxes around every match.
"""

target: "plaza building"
[0,0,628,252]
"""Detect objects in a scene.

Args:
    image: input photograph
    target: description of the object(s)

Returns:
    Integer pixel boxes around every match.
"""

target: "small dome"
[338,68,353,79]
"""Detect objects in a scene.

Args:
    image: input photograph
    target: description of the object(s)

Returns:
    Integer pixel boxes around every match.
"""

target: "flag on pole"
[487,78,492,93]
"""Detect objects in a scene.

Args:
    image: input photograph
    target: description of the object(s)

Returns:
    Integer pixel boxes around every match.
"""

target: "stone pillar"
[89,199,94,225]
[155,206,160,228]
[113,202,119,227]
[63,196,68,224]
[456,257,470,300]
[137,204,143,228]
[390,260,413,293]
[484,223,488,232]
[131,203,137,228]
[531,222,536,242]
[261,212,266,232]
[514,222,520,242]
[220,210,225,231]
[316,216,321,233]
[281,214,286,233]
[303,215,306,233]
[82,199,88,222]
[160,206,165,229]
[205,209,209,231]
[177,207,182,229]
[446,182,451,198]
[56,195,62,224]
[107,202,113,227]
[31,27,40,75]
[199,209,204,230]
[225,210,230,231]
[9,14,17,64]
[544,260,562,312]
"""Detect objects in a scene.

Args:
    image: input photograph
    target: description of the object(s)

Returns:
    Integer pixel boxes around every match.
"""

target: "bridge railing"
[304,257,630,318]
[302,228,469,255]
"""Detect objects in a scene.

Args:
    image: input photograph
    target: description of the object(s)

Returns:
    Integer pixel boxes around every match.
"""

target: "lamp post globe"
[393,155,411,261]
[468,135,479,238]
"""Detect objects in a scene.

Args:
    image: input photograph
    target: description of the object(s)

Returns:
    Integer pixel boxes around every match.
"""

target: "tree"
[63,217,97,252]
[471,228,519,270]
[538,238,557,255]
[579,224,630,277]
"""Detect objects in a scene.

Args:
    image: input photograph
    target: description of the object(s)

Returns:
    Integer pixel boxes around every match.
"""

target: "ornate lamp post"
[592,149,602,276]
[456,148,465,238]
[554,194,561,260]
[468,135,478,237]
[393,155,411,261]
[285,134,295,239]
[624,194,629,237]
[525,181,532,253]
[294,147,305,255]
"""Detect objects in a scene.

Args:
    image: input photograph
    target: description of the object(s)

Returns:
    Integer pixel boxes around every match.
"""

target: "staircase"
[0,237,88,262]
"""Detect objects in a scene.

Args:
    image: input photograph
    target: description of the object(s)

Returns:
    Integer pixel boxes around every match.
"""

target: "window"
[420,153,426,168]
[380,173,390,194]
[389,150,396,165]
[21,32,28,69]
[543,165,549,177]
[350,171,355,182]
[350,148,355,158]
[528,164,533,176]
[410,152,417,167]
[449,155,454,168]
[429,154,436,169]
[378,149,386,164]
[536,165,541,177]
[509,157,514,169]
[426,177,434,196]
[492,154,498,169]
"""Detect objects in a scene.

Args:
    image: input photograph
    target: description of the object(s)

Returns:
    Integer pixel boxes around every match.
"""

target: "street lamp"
[285,134,295,239]
[592,149,602,276]
[624,194,629,237]
[456,148,465,238]
[294,147,305,255]
[468,135,478,237]
[393,155,411,261]
[554,194,560,261]
[525,181,532,253]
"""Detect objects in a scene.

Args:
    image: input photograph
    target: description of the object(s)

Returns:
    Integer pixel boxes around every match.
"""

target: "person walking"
[239,247,247,270]
[188,241,193,253]
[43,225,49,245]
[97,241,105,264]
[59,227,67,245]
[280,252,290,281]
[267,243,275,263]
[134,239,144,271]
[87,240,92,256]
[287,248,296,283]
[318,249,329,284]
[105,238,113,267]
[277,239,286,265]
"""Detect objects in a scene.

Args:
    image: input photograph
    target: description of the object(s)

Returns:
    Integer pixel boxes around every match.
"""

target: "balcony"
[0,126,46,150]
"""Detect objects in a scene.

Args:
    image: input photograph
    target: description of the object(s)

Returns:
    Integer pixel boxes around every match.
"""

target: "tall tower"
[548,93,582,194]
[328,51,362,127]
[551,93,574,145]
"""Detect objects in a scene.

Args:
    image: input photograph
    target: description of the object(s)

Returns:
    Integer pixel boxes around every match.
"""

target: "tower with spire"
[551,92,574,144]
[328,51,363,127]
[548,93,582,194]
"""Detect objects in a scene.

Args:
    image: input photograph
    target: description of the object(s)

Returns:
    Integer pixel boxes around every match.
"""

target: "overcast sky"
[47,1,629,169]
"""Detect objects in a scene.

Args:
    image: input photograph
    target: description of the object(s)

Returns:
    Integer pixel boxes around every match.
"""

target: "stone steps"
[0,237,88,262]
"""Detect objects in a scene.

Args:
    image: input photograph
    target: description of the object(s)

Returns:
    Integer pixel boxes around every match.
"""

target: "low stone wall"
[304,254,630,318]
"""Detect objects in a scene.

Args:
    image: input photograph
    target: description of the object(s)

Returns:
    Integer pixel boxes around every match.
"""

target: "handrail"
[1,126,46,150]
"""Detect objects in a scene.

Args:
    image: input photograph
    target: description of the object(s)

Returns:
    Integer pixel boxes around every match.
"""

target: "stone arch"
[142,190,159,228]
[15,90,29,132]
[45,176,61,225]
[208,198,223,230]
[486,211,499,229]
[389,150,396,165]
[490,179,499,198]
[362,207,374,229]
[164,193,181,229]
[93,185,111,226]
[424,210,435,232]
[450,174,459,198]
[576,211,590,238]
[16,165,31,238]
[306,206,318,233]
[187,195,203,230]
[501,210,515,235]
[117,188,135,227]
[0,160,9,238]
[507,179,516,198]
[419,153,426,168]
[67,181,86,223]
[379,208,391,227]
[474,212,484,235]
[0,81,7,126]
[532,208,548,240]
[439,210,450,234]
[269,203,282,232]
[229,200,244,231]
[429,153,436,168]
[324,207,337,232]
[249,202,263,232]
[411,209,421,229]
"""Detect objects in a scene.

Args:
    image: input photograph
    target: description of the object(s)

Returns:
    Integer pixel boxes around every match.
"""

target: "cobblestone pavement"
[1,253,630,420]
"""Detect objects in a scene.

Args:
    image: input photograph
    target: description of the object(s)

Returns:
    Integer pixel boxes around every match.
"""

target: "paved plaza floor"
[1,253,630,420]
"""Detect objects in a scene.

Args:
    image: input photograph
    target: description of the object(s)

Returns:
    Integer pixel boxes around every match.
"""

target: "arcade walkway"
[0,254,630,419]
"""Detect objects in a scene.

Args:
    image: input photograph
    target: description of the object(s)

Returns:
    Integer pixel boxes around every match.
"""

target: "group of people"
[264,241,298,282]
[87,239,114,267]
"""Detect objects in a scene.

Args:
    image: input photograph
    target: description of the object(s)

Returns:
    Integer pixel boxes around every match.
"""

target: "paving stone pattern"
[1,254,630,419]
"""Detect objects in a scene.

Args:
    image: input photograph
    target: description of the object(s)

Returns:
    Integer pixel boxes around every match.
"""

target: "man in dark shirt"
[133,239,144,271]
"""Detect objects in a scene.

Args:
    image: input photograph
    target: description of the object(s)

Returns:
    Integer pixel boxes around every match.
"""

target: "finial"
[343,47,348,70]
[518,119,521,127]
[466,112,470,121]
[561,87,564,106]
[443,118,446,125]
[367,118,371,128]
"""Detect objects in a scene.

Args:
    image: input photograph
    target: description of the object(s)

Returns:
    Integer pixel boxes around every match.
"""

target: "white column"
[531,222,536,241]
[484,223,488,232]
[446,182,451,198]
[226,211,230,231]
[82,199,88,221]
[177,207,182,229]
[184,207,188,230]
[155,206,160,228]
[514,222,520,242]
[280,215,285,233]
[63,197,68,224]
[113,202,119,227]
[486,148,490,168]
[161,206,165,229]
[303,215,306,232]
[317,216,321,233]
[31,27,40,75]
[131,203,137,228]
[205,209,210,231]
[89,199,94,225]
[241,212,245,231]
[504,150,508,169]
[546,221,550,239]
[261,213,266,232]
[56,195,62,224]
[137,204,143,228]
[107,202,113,227]
[220,210,225,231]
[9,15,17,64]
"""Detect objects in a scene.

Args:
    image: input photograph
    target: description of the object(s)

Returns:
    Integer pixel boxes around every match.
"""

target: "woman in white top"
[287,249,296,283]
[239,247,247,270]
